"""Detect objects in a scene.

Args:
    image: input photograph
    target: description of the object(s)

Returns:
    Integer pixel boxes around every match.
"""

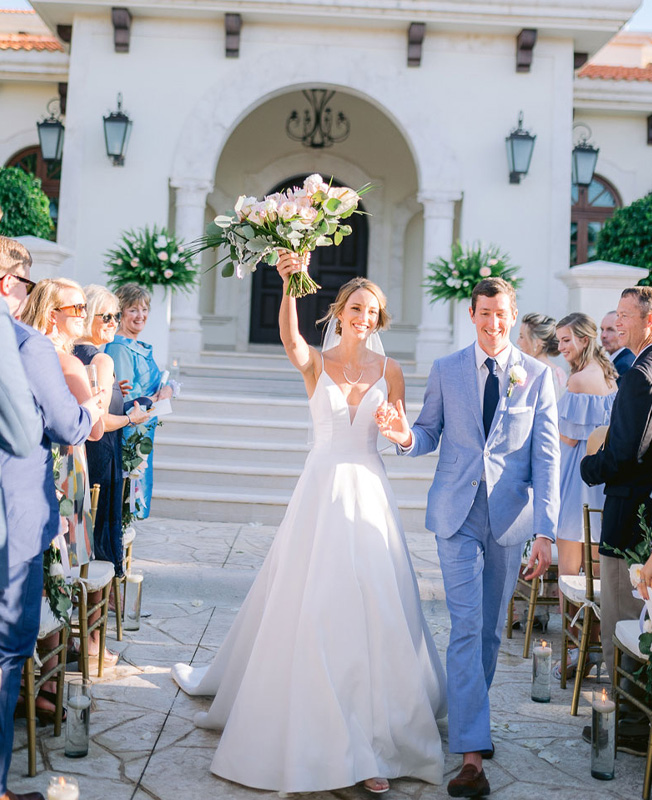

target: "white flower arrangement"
[190,174,372,298]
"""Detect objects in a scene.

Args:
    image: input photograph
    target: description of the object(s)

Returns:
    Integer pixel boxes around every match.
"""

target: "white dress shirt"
[474,341,511,412]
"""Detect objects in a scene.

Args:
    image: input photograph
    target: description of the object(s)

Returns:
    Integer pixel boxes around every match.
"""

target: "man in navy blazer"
[601,310,635,384]
[0,237,103,800]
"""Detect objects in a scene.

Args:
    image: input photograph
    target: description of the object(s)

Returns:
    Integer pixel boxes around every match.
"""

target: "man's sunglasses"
[10,274,36,295]
[55,304,87,317]
[96,312,122,324]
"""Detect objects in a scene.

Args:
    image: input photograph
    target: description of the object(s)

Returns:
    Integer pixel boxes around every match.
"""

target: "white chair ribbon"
[570,599,601,628]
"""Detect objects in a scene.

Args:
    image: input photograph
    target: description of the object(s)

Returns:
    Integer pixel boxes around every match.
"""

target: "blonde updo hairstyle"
[21,278,85,352]
[81,284,120,338]
[556,311,617,383]
[319,277,391,337]
[521,312,560,357]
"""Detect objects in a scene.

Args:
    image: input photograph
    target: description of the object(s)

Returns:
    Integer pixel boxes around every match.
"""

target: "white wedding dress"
[172,360,446,792]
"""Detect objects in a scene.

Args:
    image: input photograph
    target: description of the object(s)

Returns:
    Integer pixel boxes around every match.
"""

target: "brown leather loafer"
[447,764,491,797]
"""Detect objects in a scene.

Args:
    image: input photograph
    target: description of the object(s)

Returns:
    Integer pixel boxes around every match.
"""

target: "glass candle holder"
[65,678,91,758]
[591,687,616,780]
[47,776,79,800]
[531,639,552,703]
[123,568,144,631]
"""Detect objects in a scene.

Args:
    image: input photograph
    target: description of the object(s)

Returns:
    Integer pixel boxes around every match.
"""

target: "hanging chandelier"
[286,89,350,149]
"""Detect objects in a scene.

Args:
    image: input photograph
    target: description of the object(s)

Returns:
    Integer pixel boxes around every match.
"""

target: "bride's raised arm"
[277,251,321,388]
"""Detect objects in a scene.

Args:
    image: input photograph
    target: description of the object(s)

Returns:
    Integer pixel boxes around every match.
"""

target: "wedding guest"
[0,297,42,591]
[582,287,652,755]
[516,312,567,399]
[74,285,150,578]
[600,310,635,383]
[104,284,172,519]
[553,312,616,678]
[0,237,102,800]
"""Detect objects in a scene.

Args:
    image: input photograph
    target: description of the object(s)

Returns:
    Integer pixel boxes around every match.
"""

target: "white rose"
[170,253,179,263]
[510,365,527,386]
[278,201,299,221]
[163,269,174,279]
[479,266,492,277]
[158,251,169,261]
[149,270,156,277]
[49,562,65,578]
[630,562,644,587]
[130,258,139,267]
[303,174,328,195]
[155,235,168,248]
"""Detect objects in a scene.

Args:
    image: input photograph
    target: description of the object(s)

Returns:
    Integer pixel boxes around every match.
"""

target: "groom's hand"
[523,536,552,581]
[375,399,412,448]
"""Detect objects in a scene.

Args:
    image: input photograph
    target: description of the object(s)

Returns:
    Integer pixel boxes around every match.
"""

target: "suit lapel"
[461,345,484,438]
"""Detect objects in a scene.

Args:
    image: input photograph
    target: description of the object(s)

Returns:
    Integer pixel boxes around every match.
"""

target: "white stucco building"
[1,1,651,368]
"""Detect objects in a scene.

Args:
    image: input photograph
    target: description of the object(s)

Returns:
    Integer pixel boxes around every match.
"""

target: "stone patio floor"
[7,517,648,800]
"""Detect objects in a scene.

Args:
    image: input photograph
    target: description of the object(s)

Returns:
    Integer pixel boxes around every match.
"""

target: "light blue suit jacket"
[0,301,42,588]
[406,344,560,545]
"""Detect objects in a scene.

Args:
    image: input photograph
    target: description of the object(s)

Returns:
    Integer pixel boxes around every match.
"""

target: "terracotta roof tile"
[578,64,652,82]
[0,33,63,52]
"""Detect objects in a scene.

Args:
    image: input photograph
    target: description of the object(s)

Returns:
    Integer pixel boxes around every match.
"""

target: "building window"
[570,175,621,266]
[5,146,61,234]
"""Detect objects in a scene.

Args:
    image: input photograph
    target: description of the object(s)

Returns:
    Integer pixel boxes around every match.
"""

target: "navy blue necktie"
[483,357,499,439]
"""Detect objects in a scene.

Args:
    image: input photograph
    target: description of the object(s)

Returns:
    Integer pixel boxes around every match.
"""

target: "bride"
[172,251,446,793]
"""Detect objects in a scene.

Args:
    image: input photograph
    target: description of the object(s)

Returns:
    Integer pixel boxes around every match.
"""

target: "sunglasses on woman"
[10,274,36,295]
[96,312,122,324]
[55,304,87,317]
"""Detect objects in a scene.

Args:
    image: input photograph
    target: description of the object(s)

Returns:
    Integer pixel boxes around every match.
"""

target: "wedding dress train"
[172,363,446,792]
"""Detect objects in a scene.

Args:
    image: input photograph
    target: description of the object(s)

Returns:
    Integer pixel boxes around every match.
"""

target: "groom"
[378,278,560,797]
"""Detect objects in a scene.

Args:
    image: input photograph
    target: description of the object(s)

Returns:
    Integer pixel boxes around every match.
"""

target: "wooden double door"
[249,175,369,346]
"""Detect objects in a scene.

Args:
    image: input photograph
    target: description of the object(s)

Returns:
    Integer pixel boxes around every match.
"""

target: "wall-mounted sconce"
[36,99,65,162]
[505,112,536,184]
[103,93,132,166]
[286,89,350,149]
[572,123,599,187]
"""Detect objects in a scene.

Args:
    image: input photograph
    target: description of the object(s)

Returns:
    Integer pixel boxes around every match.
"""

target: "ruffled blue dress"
[557,391,616,542]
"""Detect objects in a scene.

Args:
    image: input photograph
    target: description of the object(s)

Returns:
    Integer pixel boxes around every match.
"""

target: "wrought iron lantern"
[103,93,132,166]
[505,112,536,184]
[572,123,599,187]
[36,99,65,163]
[286,89,350,149]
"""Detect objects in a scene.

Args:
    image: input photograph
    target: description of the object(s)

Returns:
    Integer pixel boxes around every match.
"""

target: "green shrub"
[596,193,652,285]
[0,166,53,239]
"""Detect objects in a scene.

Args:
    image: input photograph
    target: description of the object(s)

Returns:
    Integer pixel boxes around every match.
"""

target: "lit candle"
[591,687,616,780]
[47,776,79,800]
[531,639,552,703]
[124,569,144,631]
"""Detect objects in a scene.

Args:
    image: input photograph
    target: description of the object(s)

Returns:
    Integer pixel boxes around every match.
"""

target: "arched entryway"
[249,175,369,346]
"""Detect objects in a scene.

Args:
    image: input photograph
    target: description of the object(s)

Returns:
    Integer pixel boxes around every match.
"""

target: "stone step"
[150,484,429,532]
[153,459,434,495]
[161,415,313,444]
[154,434,436,467]
[197,349,422,374]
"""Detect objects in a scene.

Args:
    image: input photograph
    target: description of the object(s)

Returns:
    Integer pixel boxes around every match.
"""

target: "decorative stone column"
[556,260,648,327]
[415,192,460,372]
[170,179,213,364]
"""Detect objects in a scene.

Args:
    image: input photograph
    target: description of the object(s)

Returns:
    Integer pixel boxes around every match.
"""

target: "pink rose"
[479,266,491,277]
[303,173,329,196]
[278,201,299,221]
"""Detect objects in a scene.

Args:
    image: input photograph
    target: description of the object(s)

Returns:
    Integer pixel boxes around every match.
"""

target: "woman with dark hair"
[172,252,446,794]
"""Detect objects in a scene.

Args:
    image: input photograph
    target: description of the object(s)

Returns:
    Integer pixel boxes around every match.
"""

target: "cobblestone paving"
[8,518,647,800]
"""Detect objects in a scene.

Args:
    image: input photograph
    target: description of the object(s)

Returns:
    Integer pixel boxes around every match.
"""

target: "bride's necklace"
[342,354,368,386]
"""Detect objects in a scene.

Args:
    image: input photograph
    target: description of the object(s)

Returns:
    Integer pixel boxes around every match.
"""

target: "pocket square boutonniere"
[507,365,527,397]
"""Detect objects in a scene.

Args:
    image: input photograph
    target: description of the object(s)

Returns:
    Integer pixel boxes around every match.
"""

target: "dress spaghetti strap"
[382,356,388,378]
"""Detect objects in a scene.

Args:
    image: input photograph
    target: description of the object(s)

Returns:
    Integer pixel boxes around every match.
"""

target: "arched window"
[4,146,61,233]
[570,175,622,266]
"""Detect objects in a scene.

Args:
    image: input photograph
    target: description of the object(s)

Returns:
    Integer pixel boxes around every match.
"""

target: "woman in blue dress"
[554,312,617,676]
[104,284,172,518]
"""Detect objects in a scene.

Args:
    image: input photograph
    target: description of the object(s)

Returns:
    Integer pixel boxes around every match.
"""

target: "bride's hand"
[276,251,310,282]
[375,400,412,447]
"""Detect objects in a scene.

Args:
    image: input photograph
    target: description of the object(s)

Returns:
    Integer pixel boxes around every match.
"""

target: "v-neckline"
[320,369,386,425]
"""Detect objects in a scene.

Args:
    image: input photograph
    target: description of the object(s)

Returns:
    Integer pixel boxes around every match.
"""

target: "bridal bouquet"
[190,174,371,298]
